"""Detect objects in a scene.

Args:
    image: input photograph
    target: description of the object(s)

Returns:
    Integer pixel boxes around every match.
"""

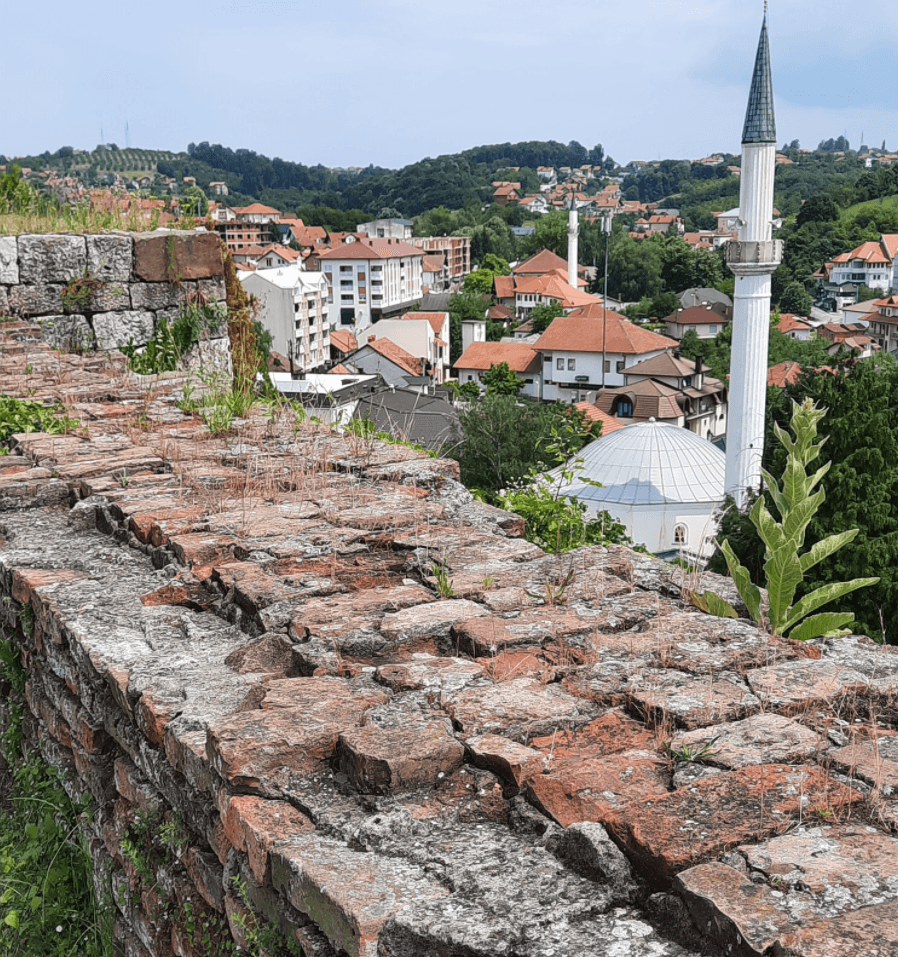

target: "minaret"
[724,7,782,507]
[567,200,579,288]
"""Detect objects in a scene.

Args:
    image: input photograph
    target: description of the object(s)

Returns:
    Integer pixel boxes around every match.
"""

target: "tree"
[447,290,487,363]
[479,254,510,276]
[464,269,497,296]
[778,281,813,316]
[453,397,594,498]
[796,194,839,227]
[520,210,569,258]
[529,302,565,333]
[482,362,523,396]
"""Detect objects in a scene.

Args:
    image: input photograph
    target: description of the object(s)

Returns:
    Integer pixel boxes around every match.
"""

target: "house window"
[556,358,564,370]
[709,325,717,334]
[614,398,634,418]
[339,265,352,273]
[674,524,688,546]
[567,358,576,371]
[616,360,625,373]
[604,360,611,373]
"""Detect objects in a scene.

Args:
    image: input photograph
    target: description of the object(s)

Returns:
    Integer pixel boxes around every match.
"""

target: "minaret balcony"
[726,239,783,274]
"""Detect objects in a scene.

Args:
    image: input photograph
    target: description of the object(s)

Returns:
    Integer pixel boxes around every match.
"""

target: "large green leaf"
[781,454,811,510]
[751,497,784,552]
[798,528,859,574]
[720,539,763,623]
[764,544,803,632]
[805,461,831,496]
[782,490,824,550]
[787,612,856,643]
[690,590,738,619]
[780,577,880,634]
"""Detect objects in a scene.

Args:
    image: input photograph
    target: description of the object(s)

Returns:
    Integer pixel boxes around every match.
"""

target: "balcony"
[725,240,783,272]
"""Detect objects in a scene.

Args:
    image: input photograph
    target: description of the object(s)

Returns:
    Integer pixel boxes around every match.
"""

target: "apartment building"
[407,236,471,284]
[318,239,423,331]
[239,264,330,372]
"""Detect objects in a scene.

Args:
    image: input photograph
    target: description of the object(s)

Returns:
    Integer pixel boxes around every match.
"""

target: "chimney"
[694,354,704,390]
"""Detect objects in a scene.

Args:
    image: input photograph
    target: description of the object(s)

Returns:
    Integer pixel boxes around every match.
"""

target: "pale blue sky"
[2,0,896,168]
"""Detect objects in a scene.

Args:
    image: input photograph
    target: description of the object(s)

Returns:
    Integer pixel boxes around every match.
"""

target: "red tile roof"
[572,402,625,435]
[453,341,542,374]
[257,244,301,262]
[329,330,358,354]
[319,239,422,261]
[832,241,891,265]
[233,203,283,216]
[776,313,811,335]
[361,337,423,376]
[402,312,448,337]
[494,275,515,299]
[767,361,804,388]
[514,274,598,309]
[513,249,570,276]
[536,307,677,356]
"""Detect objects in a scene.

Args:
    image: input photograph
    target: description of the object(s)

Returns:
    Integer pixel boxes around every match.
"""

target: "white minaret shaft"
[724,11,782,507]
[567,206,579,288]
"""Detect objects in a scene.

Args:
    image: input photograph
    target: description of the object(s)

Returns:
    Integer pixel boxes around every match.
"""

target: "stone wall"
[0,230,227,354]
[2,327,898,957]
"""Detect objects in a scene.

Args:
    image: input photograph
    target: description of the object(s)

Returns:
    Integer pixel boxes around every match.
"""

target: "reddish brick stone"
[225,633,296,676]
[627,669,760,729]
[465,734,544,787]
[476,649,543,681]
[609,765,863,887]
[374,654,486,694]
[380,599,488,644]
[528,750,669,827]
[669,713,823,770]
[772,898,898,956]
[676,862,796,956]
[134,231,224,281]
[747,659,869,714]
[829,730,898,790]
[530,710,655,762]
[11,567,84,604]
[222,795,314,884]
[114,758,162,815]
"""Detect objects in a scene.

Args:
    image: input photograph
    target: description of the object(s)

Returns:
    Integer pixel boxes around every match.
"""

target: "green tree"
[520,210,569,258]
[529,302,565,333]
[453,397,594,498]
[479,254,510,275]
[463,269,497,296]
[482,362,523,396]
[779,281,813,316]
[447,290,488,363]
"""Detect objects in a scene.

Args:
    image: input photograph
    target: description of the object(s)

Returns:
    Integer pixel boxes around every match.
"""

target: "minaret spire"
[724,8,783,506]
[567,196,580,289]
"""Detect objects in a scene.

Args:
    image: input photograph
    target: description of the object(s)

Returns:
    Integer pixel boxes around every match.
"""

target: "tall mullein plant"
[707,398,878,641]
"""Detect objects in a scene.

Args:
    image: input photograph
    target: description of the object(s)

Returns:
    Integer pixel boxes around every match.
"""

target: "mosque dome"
[552,420,726,507]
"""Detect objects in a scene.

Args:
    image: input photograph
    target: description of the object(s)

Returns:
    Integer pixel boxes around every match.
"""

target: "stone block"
[528,750,669,827]
[675,861,795,956]
[223,795,314,884]
[771,898,898,957]
[18,234,87,282]
[35,314,95,351]
[0,236,18,282]
[92,309,155,350]
[0,285,7,315]
[198,276,227,301]
[85,234,133,282]
[183,846,226,912]
[441,677,591,737]
[626,668,760,729]
[339,713,464,793]
[130,282,190,311]
[270,833,448,957]
[747,659,869,713]
[669,713,823,769]
[609,765,863,887]
[379,599,487,643]
[465,734,544,787]
[375,654,486,694]
[8,283,64,316]
[829,730,898,789]
[133,231,224,282]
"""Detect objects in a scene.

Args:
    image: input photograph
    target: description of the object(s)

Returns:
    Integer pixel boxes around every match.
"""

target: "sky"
[3,0,898,170]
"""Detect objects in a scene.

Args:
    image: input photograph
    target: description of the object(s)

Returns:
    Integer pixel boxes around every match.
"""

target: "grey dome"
[552,420,726,507]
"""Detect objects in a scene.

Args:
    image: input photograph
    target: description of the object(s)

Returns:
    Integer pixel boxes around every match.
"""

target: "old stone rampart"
[2,327,898,956]
[0,230,227,355]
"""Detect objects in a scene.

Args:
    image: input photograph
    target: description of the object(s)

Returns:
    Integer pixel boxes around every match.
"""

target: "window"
[615,398,633,418]
[616,360,624,373]
[674,524,688,546]
[709,325,717,334]
[604,360,611,373]
[340,309,355,325]
[556,358,564,370]
[567,358,576,371]
[339,265,352,273]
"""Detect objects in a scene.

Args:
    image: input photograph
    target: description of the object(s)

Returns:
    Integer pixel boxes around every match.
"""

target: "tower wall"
[567,209,579,288]
[738,143,776,243]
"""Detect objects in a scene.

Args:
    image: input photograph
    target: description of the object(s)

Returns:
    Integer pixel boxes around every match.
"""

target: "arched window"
[674,524,688,546]
[614,397,634,418]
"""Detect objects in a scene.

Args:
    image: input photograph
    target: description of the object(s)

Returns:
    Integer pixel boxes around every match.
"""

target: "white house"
[824,236,898,296]
[664,304,731,341]
[363,312,450,383]
[346,336,427,391]
[239,264,330,372]
[534,304,678,402]
[453,341,543,400]
[318,239,424,333]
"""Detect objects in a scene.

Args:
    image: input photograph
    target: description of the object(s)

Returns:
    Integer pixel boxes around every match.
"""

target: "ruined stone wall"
[0,231,227,357]
[2,327,898,956]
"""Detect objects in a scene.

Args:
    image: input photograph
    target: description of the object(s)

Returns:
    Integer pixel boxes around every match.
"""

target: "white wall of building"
[540,348,668,401]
